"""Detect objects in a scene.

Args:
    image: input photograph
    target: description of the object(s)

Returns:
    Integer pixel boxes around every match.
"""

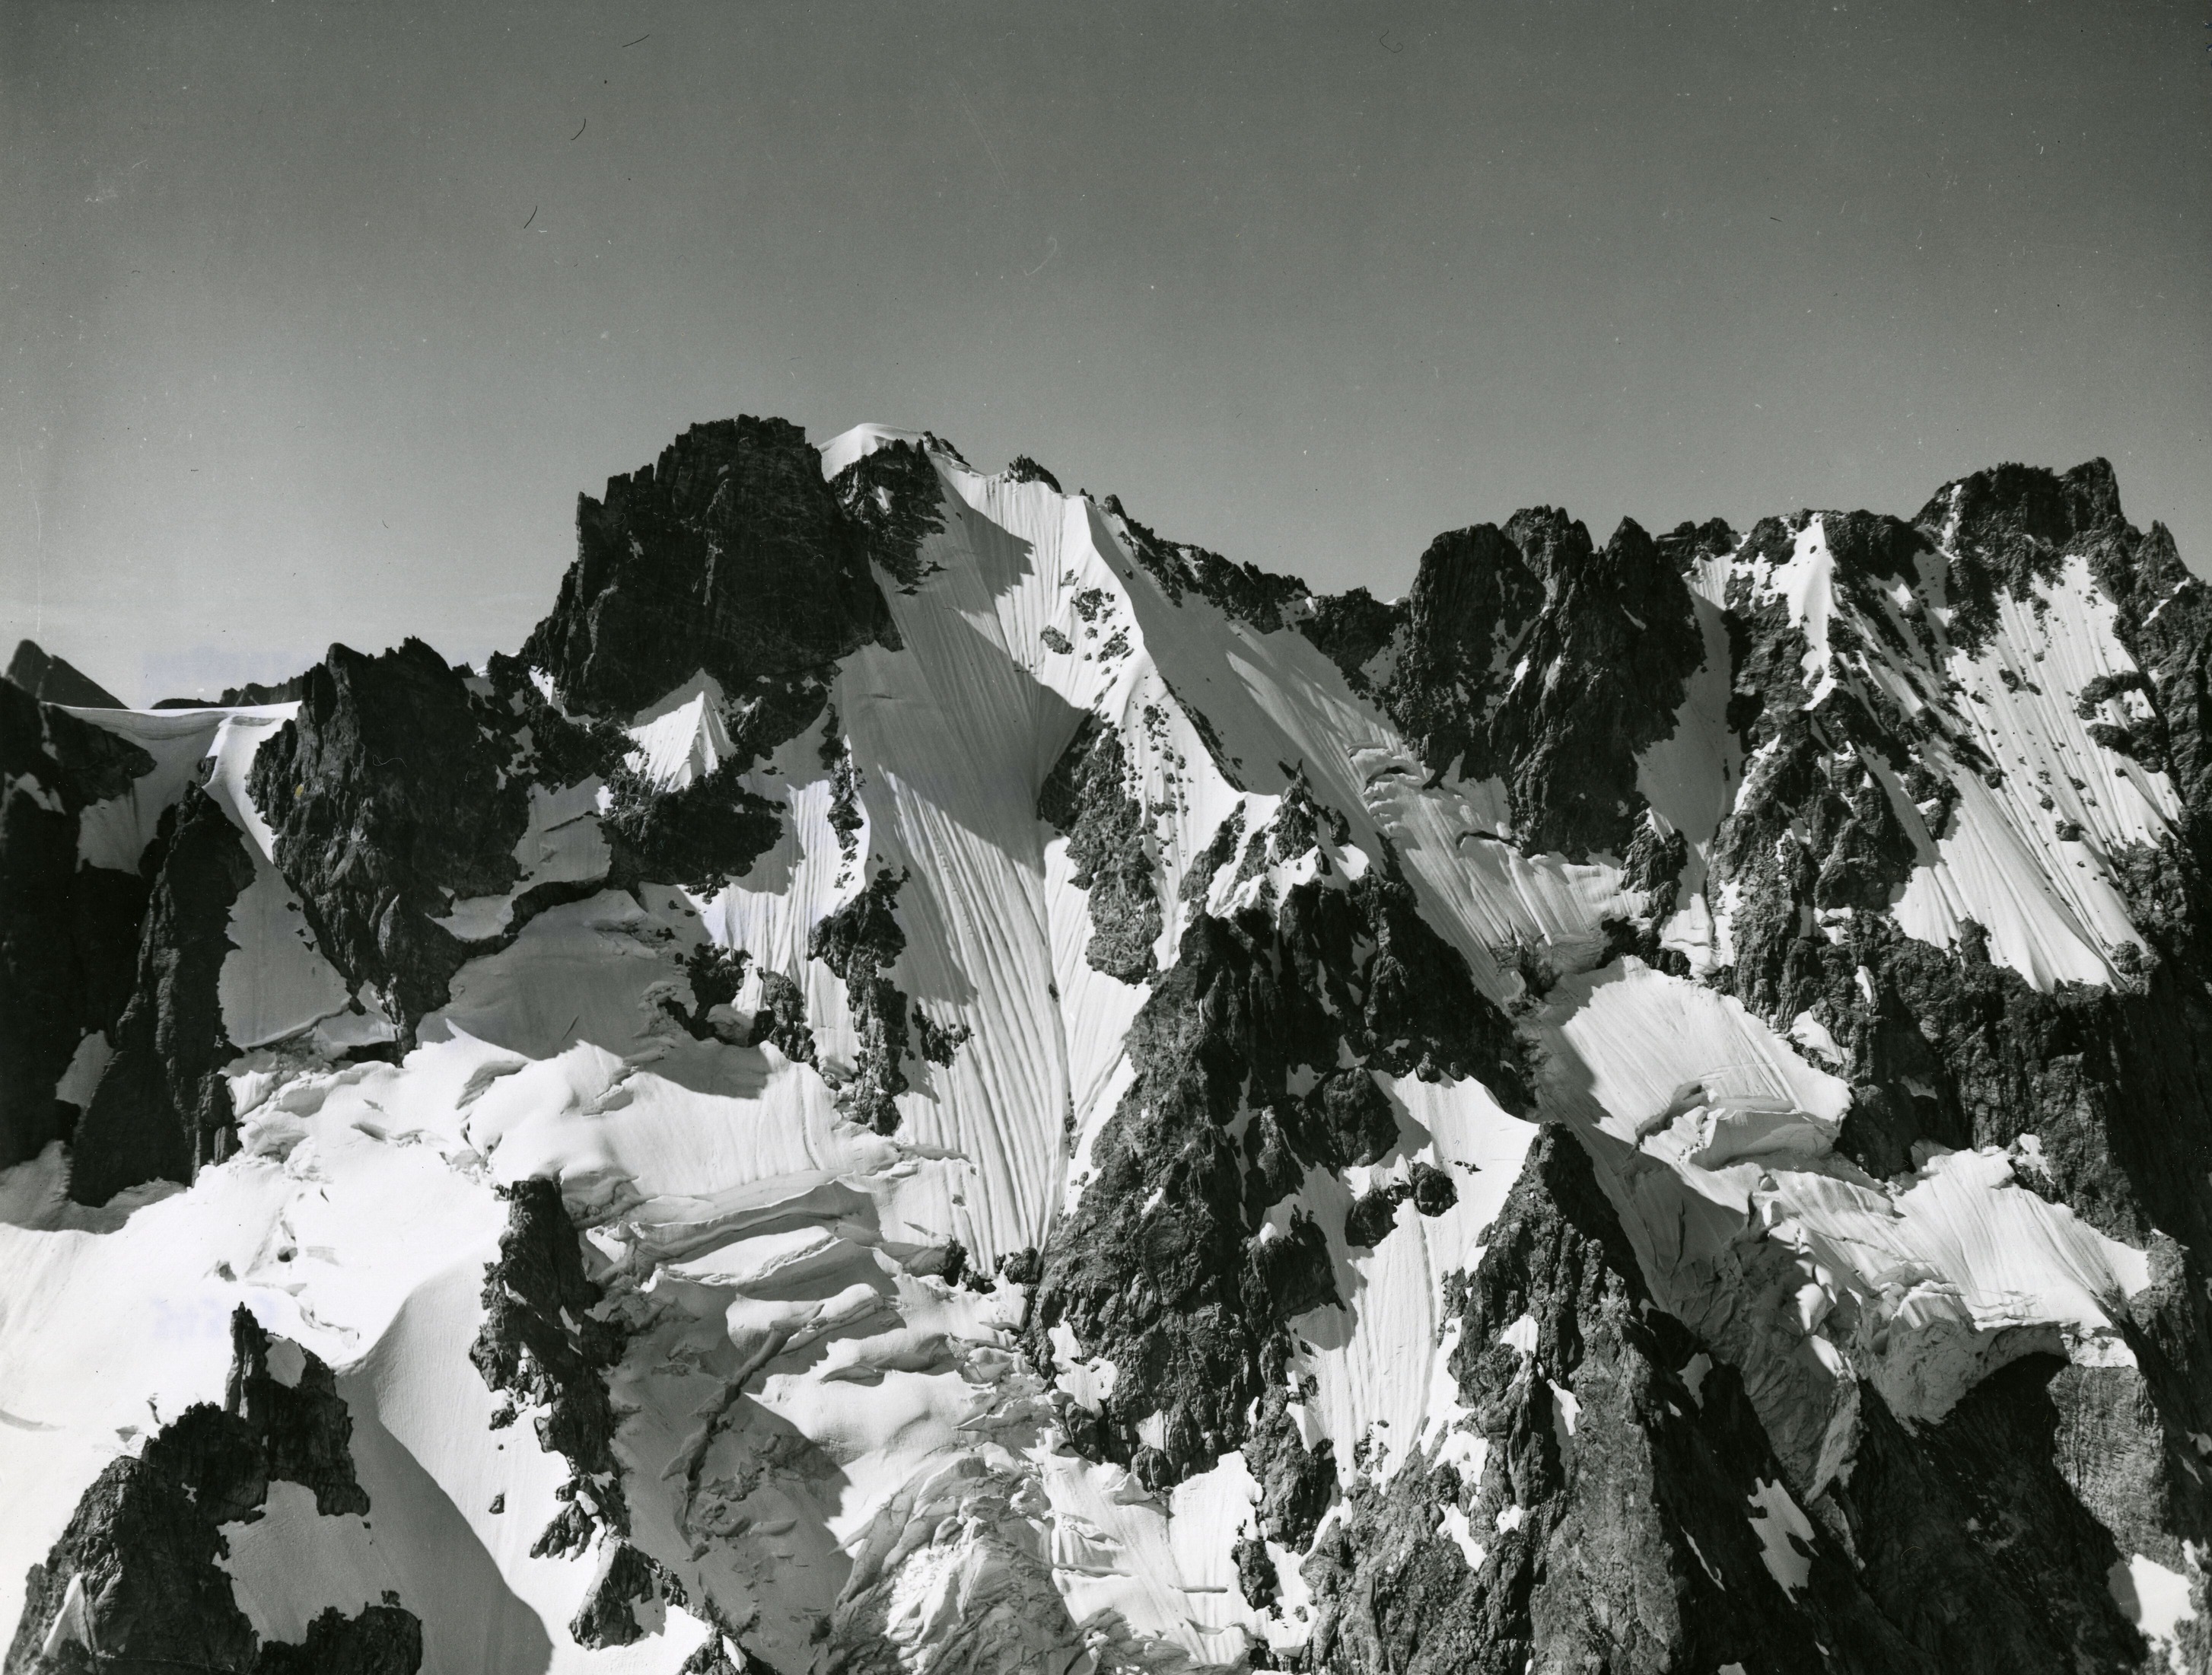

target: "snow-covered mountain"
[5,419,2211,1674]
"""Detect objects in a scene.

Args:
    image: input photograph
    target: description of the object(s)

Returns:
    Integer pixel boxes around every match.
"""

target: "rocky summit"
[5,421,2212,1674]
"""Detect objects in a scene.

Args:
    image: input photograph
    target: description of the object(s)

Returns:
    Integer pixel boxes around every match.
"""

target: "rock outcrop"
[470,1178,629,1562]
[806,866,915,1134]
[1037,715,1163,983]
[5,1308,417,1675]
[1288,460,2212,1672]
[1302,511,1704,860]
[245,638,533,1033]
[1702,467,2212,1547]
[5,641,123,710]
[1303,1129,1933,1673]
[520,416,897,718]
[0,679,157,1168]
[68,788,255,1202]
[1033,787,1526,1492]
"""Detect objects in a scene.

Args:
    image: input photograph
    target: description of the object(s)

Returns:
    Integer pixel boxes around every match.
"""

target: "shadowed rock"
[8,1308,419,1675]
[246,637,531,1033]
[5,640,124,709]
[522,416,896,718]
[0,681,157,1168]
[68,788,254,1204]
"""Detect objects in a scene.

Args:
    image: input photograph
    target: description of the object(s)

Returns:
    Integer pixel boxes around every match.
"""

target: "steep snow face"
[1743,518,1842,706]
[1889,551,2177,986]
[66,706,234,872]
[681,433,1631,1274]
[1282,1069,1538,1487]
[63,702,299,869]
[7,433,2209,1675]
[625,676,737,790]
[1704,510,2178,991]
[1537,960,2153,1474]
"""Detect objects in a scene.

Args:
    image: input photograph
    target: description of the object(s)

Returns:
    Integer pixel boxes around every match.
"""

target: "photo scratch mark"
[952,81,1009,197]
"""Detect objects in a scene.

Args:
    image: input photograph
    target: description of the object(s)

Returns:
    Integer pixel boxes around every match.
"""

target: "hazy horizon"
[6,0,2207,706]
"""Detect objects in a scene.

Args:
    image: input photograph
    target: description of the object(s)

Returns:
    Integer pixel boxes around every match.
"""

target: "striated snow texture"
[5,425,2212,1674]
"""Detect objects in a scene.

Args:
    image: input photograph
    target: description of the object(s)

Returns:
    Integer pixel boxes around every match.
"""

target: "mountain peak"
[5,638,123,709]
[520,415,899,717]
[7,430,2212,1675]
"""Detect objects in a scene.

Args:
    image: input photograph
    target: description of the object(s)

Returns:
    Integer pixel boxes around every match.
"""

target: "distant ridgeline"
[4,641,123,711]
[5,421,2212,1675]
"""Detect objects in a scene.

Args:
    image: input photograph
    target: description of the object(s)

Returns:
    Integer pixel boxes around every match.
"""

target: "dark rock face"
[1930,457,2127,656]
[1031,788,1526,1492]
[806,867,913,1133]
[820,705,864,879]
[1483,517,1704,859]
[600,756,783,896]
[663,944,751,1042]
[8,1454,260,1675]
[5,640,123,709]
[747,969,817,1064]
[1299,1127,1934,1675]
[1246,1386,1340,1553]
[1697,466,2212,1577]
[574,655,843,900]
[224,1307,371,1517]
[252,1603,423,1675]
[482,653,632,788]
[247,638,530,1032]
[1407,1158,1458,1215]
[1343,1162,1459,1249]
[69,788,255,1204]
[832,437,947,590]
[1813,1354,2154,1673]
[1106,498,1308,634]
[1303,1068,1400,1171]
[469,1179,630,1562]
[0,681,158,1168]
[679,1634,748,1675]
[1372,522,1546,782]
[1037,715,1162,983]
[520,417,896,718]
[1302,513,1704,860]
[569,1540,682,1650]
[1179,803,1249,914]
[7,1307,421,1675]
[1299,588,1402,694]
[1342,1184,1402,1250]
[1004,454,1061,492]
[912,1005,969,1066]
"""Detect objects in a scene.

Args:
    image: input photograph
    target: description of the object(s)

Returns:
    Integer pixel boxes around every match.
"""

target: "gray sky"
[5,0,2207,705]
